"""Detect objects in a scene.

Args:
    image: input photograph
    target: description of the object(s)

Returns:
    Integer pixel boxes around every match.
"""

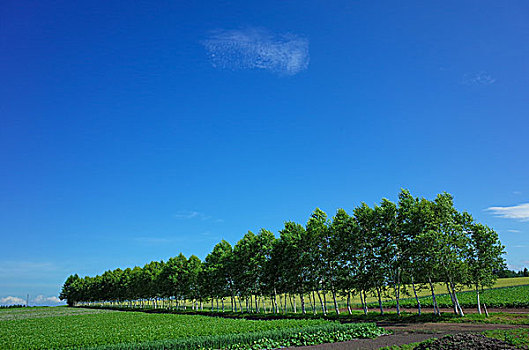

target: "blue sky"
[1,1,528,305]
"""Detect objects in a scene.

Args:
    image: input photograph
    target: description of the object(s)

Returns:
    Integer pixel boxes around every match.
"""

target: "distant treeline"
[0,305,27,309]
[60,190,505,317]
[496,268,529,278]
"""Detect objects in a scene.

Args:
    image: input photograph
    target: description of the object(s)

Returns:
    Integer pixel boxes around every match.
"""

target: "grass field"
[0,307,382,349]
[352,277,529,307]
[374,284,529,309]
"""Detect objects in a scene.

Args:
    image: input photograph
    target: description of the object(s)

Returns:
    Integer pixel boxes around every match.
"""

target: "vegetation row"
[61,190,506,318]
[0,308,382,350]
[373,284,529,309]
[83,323,385,350]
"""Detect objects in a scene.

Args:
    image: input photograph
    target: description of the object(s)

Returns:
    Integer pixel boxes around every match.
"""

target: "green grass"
[0,305,114,321]
[0,307,383,349]
[373,284,529,309]
[483,328,529,349]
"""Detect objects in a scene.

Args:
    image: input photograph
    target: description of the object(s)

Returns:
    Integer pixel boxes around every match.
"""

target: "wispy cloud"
[0,295,64,306]
[486,203,529,221]
[173,211,209,220]
[461,71,496,86]
[507,229,521,233]
[202,28,309,76]
[173,210,223,222]
[0,296,25,305]
[32,295,62,305]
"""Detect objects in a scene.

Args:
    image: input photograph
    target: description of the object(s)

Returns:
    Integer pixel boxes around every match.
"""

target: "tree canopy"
[60,190,506,316]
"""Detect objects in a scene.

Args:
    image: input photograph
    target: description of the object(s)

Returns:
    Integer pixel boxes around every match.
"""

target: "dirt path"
[288,322,529,349]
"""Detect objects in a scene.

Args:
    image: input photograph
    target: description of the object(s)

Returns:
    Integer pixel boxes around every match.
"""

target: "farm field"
[0,307,383,349]
[308,277,529,311]
[374,284,529,309]
[361,277,529,306]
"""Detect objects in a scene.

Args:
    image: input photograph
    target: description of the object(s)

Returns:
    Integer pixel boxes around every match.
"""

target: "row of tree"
[60,190,506,316]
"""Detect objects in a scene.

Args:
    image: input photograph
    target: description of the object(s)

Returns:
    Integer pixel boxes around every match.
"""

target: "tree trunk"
[411,277,421,315]
[300,292,306,314]
[322,290,328,314]
[273,288,278,314]
[316,290,326,315]
[450,281,464,317]
[446,282,458,315]
[332,288,340,315]
[476,285,482,315]
[395,268,401,316]
[376,286,384,315]
[347,291,352,315]
[428,277,440,315]
[361,290,368,315]
[308,290,314,314]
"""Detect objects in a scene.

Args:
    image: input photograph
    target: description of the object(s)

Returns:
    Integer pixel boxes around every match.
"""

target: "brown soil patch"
[289,322,529,349]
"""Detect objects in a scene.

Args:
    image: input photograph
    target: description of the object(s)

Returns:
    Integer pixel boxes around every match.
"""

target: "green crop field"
[0,307,382,349]
[374,284,529,309]
[352,277,529,307]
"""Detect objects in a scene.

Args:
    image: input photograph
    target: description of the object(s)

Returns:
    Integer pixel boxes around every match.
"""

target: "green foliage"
[0,307,383,350]
[60,189,507,320]
[373,285,529,309]
[483,328,529,349]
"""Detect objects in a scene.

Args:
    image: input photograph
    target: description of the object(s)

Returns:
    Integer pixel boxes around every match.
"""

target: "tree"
[329,208,359,314]
[466,223,505,314]
[354,202,387,315]
[59,274,80,307]
[203,240,234,311]
[277,221,309,313]
[306,208,331,315]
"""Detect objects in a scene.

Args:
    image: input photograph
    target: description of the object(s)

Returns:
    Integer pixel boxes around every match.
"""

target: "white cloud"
[32,295,62,305]
[173,211,223,222]
[202,28,309,76]
[174,211,206,219]
[0,296,25,305]
[487,203,529,221]
[462,71,496,86]
[507,229,521,233]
